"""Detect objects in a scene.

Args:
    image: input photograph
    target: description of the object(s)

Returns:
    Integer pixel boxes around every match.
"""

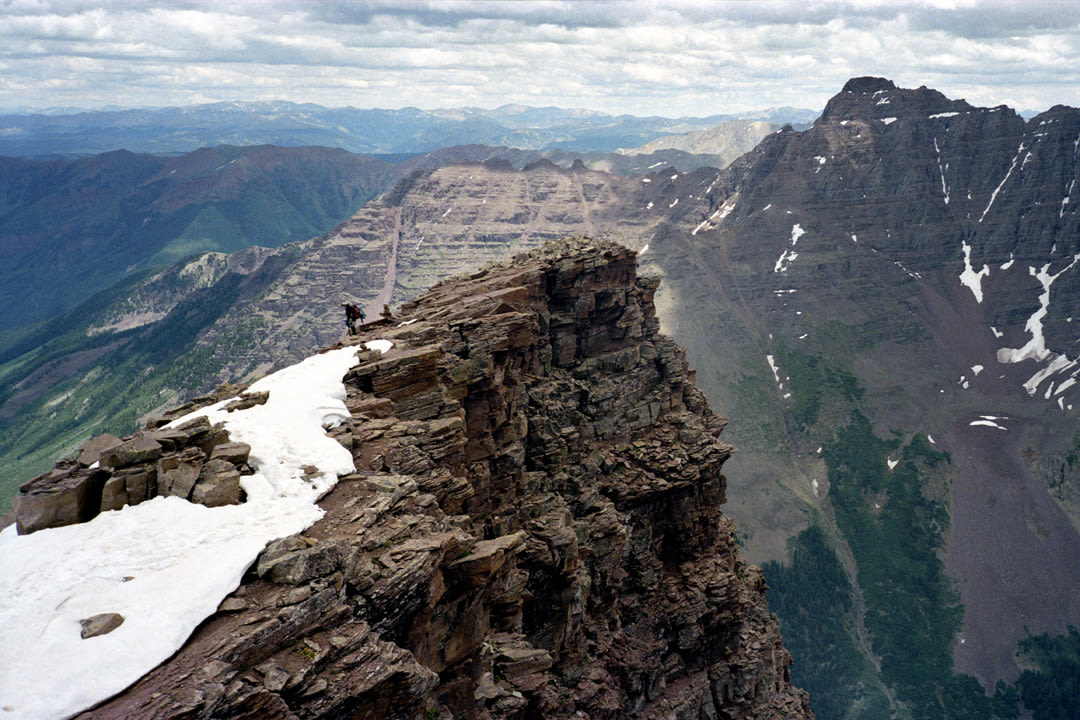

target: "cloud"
[0,0,1076,115]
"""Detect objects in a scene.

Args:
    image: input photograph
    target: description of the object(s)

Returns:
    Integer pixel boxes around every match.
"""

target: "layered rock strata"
[13,388,258,535]
[69,237,810,719]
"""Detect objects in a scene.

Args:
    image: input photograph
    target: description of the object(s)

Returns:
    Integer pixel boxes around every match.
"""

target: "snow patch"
[641,177,651,183]
[887,458,899,471]
[766,354,789,396]
[638,243,649,256]
[934,137,950,205]
[693,195,738,235]
[881,117,897,125]
[971,415,1008,431]
[930,111,960,119]
[980,142,1025,222]
[959,241,990,303]
[997,255,1080,367]
[774,224,805,274]
[0,344,375,720]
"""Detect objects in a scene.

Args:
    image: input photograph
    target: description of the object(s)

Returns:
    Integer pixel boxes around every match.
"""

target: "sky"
[0,342,390,720]
[1,0,1079,117]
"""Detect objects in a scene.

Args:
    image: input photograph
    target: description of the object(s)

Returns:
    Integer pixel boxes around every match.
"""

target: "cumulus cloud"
[0,0,1076,114]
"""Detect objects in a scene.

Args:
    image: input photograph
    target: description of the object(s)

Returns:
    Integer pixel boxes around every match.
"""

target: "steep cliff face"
[637,77,1080,711]
[32,238,810,719]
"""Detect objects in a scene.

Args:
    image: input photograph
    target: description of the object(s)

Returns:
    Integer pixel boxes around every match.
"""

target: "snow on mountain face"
[0,344,382,720]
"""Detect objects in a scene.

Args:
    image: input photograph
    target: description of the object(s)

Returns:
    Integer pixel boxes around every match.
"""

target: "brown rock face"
[75,238,811,720]
[14,402,254,534]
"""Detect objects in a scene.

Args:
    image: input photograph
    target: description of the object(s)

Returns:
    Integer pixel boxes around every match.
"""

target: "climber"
[342,302,366,335]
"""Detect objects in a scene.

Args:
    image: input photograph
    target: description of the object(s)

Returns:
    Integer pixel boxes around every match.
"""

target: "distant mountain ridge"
[0,100,817,157]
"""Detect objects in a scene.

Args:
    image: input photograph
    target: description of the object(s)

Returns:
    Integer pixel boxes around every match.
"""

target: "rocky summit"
[20,238,811,719]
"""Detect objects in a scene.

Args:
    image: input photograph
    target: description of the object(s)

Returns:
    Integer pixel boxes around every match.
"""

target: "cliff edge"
[28,237,810,719]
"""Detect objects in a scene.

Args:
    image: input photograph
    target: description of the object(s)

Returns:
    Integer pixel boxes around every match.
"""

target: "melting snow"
[994,253,1080,407]
[934,137,950,205]
[0,344,378,720]
[774,224,805,273]
[766,354,789,396]
[997,255,1080,369]
[971,415,1008,431]
[980,142,1025,222]
[959,241,991,303]
[894,260,922,280]
[693,196,738,235]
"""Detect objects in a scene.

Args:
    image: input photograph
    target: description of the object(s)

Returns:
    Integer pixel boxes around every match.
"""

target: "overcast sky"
[2,0,1078,117]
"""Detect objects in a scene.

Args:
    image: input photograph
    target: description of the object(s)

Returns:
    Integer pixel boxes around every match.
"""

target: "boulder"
[209,441,252,466]
[78,434,123,468]
[257,542,344,585]
[99,474,128,513]
[158,448,205,499]
[16,467,108,535]
[100,434,162,469]
[191,458,244,507]
[79,613,125,639]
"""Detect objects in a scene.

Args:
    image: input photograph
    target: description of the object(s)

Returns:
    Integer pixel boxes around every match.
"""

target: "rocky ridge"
[20,238,811,719]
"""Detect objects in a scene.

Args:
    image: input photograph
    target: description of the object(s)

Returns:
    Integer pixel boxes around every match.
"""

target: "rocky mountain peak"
[10,237,812,720]
[820,75,971,122]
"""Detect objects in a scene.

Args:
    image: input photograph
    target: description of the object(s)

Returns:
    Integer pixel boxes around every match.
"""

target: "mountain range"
[0,100,814,157]
[3,78,1079,720]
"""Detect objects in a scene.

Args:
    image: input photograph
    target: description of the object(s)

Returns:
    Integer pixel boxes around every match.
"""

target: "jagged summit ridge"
[8,237,812,720]
[820,75,975,121]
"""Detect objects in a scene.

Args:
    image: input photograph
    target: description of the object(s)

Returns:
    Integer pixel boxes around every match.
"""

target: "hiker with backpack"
[342,302,366,335]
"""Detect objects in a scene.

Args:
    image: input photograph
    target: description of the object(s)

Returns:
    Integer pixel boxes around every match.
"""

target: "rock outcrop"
[13,397,257,535]
[67,238,811,719]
